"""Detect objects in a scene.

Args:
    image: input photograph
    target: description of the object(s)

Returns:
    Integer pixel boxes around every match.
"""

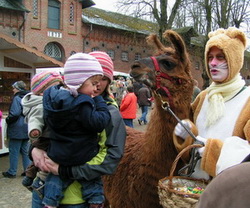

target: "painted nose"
[210,57,218,67]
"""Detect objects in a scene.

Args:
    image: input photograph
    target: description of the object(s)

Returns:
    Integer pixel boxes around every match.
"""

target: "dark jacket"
[137,86,151,107]
[6,90,29,139]
[43,85,111,166]
[58,94,127,180]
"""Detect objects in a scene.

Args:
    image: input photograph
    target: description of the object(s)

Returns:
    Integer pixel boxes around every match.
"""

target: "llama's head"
[130,30,194,109]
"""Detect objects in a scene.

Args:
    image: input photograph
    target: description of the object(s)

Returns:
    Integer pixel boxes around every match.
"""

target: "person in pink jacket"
[120,85,137,128]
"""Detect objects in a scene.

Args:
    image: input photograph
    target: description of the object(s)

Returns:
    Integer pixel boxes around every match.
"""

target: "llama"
[103,30,194,208]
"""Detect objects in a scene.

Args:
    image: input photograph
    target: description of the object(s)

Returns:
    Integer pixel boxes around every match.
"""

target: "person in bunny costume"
[173,27,250,180]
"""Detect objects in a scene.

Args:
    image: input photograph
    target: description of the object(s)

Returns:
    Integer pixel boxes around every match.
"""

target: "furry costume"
[173,27,250,178]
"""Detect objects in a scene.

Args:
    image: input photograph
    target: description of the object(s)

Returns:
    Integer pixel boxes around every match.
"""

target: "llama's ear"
[163,30,187,62]
[146,34,166,55]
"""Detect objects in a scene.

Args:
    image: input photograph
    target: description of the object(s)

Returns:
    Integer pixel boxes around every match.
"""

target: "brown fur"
[103,30,194,208]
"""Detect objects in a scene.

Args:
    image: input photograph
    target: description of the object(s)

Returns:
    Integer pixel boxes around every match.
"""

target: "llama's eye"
[160,60,176,71]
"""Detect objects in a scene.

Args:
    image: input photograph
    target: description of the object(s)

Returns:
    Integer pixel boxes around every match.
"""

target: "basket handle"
[169,144,203,178]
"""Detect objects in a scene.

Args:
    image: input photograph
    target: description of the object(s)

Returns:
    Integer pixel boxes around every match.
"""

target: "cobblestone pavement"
[0,107,151,208]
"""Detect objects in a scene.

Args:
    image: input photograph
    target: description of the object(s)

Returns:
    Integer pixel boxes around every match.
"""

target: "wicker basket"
[158,144,209,208]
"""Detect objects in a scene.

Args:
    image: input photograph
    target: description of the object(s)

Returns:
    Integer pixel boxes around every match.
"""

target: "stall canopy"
[0,32,63,68]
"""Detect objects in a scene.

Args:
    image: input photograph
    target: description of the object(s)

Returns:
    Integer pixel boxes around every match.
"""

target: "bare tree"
[231,0,250,28]
[116,0,183,40]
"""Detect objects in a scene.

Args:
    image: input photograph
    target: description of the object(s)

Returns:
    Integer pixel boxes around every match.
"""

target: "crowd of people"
[1,26,250,207]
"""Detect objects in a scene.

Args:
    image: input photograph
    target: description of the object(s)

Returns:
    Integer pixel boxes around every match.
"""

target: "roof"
[79,0,96,9]
[0,32,63,68]
[82,7,158,35]
[0,0,29,12]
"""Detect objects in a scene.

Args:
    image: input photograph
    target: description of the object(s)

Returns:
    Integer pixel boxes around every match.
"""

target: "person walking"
[137,84,152,125]
[2,81,31,178]
[120,85,137,128]
[192,79,201,102]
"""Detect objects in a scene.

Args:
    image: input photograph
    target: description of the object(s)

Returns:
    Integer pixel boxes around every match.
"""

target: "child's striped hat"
[64,53,103,90]
[31,71,63,94]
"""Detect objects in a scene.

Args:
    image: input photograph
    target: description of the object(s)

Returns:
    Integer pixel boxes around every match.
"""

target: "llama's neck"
[143,101,190,162]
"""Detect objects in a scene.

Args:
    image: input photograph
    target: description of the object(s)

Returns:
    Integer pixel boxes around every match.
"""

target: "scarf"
[206,74,245,127]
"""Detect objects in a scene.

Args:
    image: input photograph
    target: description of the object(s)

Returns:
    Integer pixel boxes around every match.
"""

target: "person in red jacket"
[120,85,137,128]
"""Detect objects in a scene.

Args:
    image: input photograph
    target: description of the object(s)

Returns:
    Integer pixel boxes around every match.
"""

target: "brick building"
[0,0,249,84]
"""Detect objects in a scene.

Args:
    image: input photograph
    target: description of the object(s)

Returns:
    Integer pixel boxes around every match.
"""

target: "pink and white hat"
[64,53,103,90]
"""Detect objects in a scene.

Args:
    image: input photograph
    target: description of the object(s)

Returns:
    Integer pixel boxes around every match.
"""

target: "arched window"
[44,42,62,61]
[48,0,61,29]
[69,3,74,24]
[33,0,38,17]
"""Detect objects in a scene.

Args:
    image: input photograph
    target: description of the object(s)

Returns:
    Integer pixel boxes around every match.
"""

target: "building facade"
[1,0,249,85]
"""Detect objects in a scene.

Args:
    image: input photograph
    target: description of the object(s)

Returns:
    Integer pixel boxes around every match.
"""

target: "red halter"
[150,56,176,107]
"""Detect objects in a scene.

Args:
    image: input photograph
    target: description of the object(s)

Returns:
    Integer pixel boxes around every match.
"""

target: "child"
[21,71,63,190]
[42,53,111,208]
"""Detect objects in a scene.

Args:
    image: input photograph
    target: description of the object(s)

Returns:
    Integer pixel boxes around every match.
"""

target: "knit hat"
[64,53,103,90]
[89,51,114,82]
[205,27,247,83]
[12,81,26,91]
[31,71,63,94]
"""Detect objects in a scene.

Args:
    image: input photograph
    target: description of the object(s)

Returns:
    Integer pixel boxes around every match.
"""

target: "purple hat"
[64,53,103,90]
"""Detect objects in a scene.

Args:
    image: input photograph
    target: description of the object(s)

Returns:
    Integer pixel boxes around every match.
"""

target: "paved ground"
[0,107,151,208]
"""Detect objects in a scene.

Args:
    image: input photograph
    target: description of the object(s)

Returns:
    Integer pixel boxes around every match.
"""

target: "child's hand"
[30,129,41,138]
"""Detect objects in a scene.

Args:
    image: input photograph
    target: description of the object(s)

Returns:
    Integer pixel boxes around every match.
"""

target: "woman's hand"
[32,147,50,172]
[44,154,59,175]
[174,120,192,140]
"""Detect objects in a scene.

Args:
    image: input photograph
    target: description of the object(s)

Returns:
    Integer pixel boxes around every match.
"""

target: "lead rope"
[156,92,204,177]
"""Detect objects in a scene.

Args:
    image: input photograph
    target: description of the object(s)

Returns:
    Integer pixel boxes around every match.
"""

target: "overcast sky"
[92,0,119,12]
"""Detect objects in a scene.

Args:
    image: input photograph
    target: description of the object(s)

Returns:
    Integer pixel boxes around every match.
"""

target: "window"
[121,51,128,61]
[33,0,38,17]
[195,62,200,70]
[107,50,115,60]
[44,42,62,61]
[48,0,61,29]
[69,3,74,24]
[135,53,141,61]
[91,47,99,52]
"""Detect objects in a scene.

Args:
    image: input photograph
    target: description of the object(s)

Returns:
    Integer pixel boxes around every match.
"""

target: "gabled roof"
[82,7,158,35]
[0,32,63,68]
[0,0,29,12]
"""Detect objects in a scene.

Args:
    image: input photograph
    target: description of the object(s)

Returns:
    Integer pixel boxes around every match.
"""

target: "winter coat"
[6,90,29,139]
[60,95,126,205]
[120,92,137,119]
[173,86,250,178]
[196,162,250,208]
[22,93,51,141]
[43,85,111,166]
[137,86,151,107]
